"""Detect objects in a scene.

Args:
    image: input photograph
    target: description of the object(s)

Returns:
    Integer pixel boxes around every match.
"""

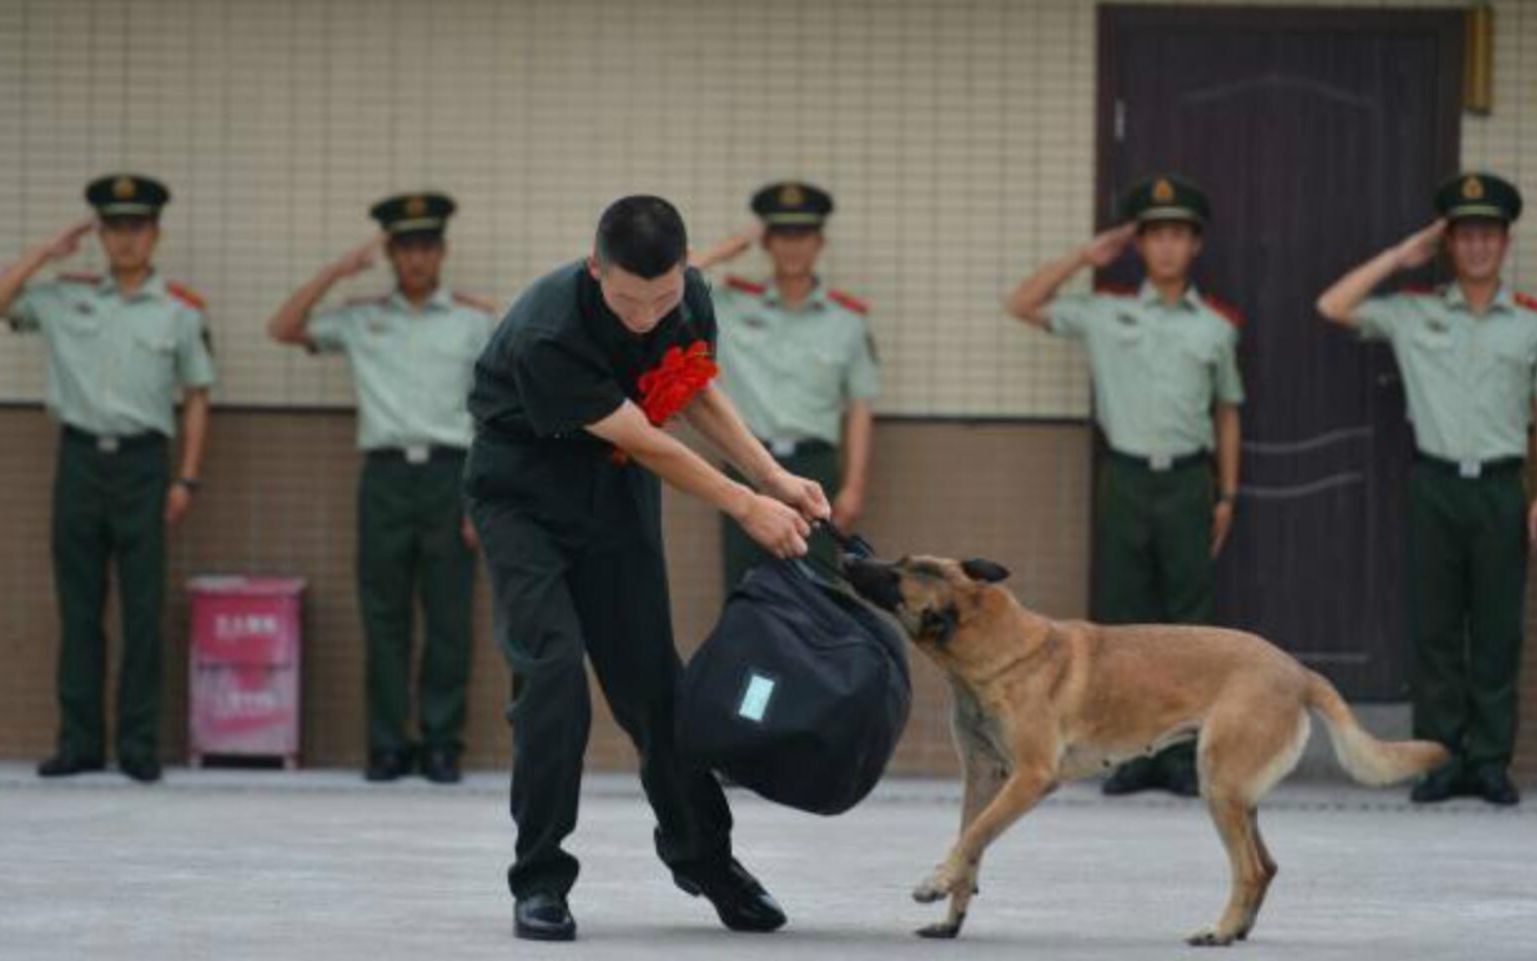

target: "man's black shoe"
[36,754,104,778]
[1102,757,1157,796]
[119,757,163,783]
[365,749,413,782]
[514,892,576,941]
[1162,752,1201,798]
[1468,767,1520,807]
[421,748,461,785]
[1410,763,1462,804]
[673,859,786,932]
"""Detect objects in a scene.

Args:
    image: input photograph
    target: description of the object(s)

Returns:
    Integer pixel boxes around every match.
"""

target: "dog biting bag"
[676,529,911,815]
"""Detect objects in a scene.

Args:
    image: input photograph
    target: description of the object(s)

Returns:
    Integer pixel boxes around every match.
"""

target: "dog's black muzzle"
[842,556,903,612]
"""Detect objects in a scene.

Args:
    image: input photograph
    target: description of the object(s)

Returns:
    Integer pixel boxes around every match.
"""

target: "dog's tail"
[1304,670,1447,786]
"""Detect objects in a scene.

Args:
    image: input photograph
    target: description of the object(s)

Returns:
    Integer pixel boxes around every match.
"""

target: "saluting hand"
[1080,223,1137,269]
[43,217,96,261]
[1393,219,1447,270]
[333,233,385,278]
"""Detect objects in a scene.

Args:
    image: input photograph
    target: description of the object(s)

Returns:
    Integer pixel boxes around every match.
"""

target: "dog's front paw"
[1186,926,1237,947]
[911,867,958,904]
[916,919,962,939]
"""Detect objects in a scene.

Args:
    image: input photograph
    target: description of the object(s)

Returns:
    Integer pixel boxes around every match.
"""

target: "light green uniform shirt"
[1355,283,1537,462]
[308,287,494,450]
[6,272,216,437]
[711,277,880,446]
[1048,281,1245,458]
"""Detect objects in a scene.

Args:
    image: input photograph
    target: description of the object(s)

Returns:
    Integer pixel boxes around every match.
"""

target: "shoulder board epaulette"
[1201,293,1244,328]
[1091,281,1137,297]
[1400,284,1436,297]
[452,291,496,313]
[724,275,766,296]
[57,272,101,285]
[826,288,869,315]
[166,281,206,311]
[1513,291,1537,312]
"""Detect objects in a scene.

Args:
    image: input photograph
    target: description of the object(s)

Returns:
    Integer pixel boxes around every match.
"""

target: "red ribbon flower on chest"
[609,339,718,465]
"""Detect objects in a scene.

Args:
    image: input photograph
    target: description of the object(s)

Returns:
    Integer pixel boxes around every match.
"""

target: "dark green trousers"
[722,443,841,592]
[1094,454,1214,775]
[51,429,169,763]
[1407,460,1526,773]
[358,451,476,758]
[466,439,733,900]
[1093,455,1215,625]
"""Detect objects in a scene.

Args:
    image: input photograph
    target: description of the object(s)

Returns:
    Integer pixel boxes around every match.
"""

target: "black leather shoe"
[1102,757,1157,796]
[514,892,576,941]
[119,757,163,783]
[1468,767,1520,807]
[1410,763,1462,804]
[420,748,461,785]
[674,859,786,933]
[1162,753,1201,798]
[36,753,104,778]
[365,750,412,782]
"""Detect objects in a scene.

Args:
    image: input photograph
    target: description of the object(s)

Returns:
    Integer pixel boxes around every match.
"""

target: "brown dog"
[843,554,1448,946]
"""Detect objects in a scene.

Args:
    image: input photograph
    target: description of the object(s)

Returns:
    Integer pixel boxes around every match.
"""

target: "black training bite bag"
[676,530,910,815]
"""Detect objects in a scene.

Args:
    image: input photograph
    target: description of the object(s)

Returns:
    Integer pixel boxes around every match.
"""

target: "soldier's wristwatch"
[176,476,202,493]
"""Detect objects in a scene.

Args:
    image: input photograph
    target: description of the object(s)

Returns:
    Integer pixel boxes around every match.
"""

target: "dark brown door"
[1096,6,1464,698]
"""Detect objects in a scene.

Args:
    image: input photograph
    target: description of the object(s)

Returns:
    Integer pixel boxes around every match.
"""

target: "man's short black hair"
[595,195,688,279]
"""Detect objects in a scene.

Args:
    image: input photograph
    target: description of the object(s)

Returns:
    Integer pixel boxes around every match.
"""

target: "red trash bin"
[187,576,306,769]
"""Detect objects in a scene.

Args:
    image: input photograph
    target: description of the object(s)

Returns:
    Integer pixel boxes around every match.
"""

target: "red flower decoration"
[609,340,718,465]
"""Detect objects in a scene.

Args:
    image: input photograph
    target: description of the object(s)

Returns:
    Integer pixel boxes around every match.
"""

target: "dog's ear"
[961,558,1011,584]
[919,605,959,644]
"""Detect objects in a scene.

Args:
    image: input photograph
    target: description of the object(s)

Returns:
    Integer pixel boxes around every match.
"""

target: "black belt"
[366,444,468,465]
[1108,449,1209,473]
[62,425,167,454]
[1414,453,1524,479]
[759,437,835,458]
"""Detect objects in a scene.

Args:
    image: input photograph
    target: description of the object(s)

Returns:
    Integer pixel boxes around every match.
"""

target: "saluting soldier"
[1005,174,1245,797]
[466,196,828,941]
[1316,172,1531,806]
[267,192,493,784]
[0,174,216,783]
[692,181,879,589]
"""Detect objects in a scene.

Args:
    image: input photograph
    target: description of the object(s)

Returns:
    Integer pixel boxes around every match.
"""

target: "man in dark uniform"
[1317,172,1530,806]
[465,196,830,941]
[1005,174,1246,797]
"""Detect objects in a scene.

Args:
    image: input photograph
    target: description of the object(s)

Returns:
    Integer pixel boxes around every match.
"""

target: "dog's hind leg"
[1187,793,1270,947]
[1186,703,1299,946]
[916,735,1008,939]
[1235,808,1278,941]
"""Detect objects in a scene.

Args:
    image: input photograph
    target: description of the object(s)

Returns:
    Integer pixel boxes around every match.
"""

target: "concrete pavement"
[0,764,1533,961]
